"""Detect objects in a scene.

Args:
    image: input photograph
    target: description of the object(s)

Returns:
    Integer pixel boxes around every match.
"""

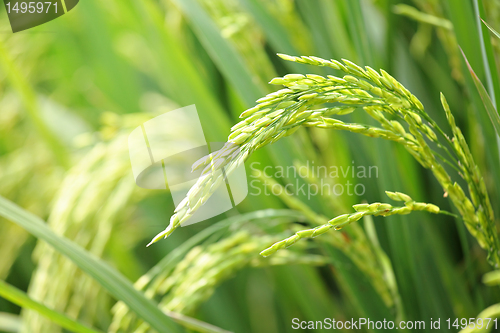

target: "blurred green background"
[1,0,500,332]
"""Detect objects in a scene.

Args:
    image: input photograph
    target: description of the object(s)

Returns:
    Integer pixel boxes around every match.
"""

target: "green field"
[1,0,500,332]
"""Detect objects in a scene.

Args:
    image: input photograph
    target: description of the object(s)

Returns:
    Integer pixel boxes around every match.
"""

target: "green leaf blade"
[0,196,183,333]
[482,19,500,40]
[461,48,500,138]
[0,280,103,333]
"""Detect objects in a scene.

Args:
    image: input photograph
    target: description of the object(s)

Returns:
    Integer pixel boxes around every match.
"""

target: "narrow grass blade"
[446,0,500,195]
[0,279,103,333]
[296,0,334,58]
[321,245,394,320]
[344,0,374,66]
[363,215,404,320]
[237,0,299,57]
[0,41,69,168]
[445,0,483,72]
[168,0,266,107]
[0,196,183,333]
[482,19,500,41]
[272,265,344,327]
[473,1,500,108]
[319,0,355,60]
[131,0,232,142]
[461,48,500,138]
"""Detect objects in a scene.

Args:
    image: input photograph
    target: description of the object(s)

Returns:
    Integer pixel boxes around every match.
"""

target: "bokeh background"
[1,0,500,332]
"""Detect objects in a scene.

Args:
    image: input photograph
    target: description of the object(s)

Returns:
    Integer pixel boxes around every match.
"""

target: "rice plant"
[1,0,500,332]
[149,54,500,269]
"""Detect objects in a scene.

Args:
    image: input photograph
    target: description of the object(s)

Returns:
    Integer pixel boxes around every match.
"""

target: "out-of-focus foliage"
[0,0,500,332]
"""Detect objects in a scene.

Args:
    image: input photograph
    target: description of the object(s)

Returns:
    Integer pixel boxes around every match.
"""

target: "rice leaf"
[482,19,500,40]
[473,1,500,109]
[237,0,299,59]
[461,48,500,138]
[0,279,103,333]
[168,0,266,107]
[447,0,500,194]
[0,195,230,333]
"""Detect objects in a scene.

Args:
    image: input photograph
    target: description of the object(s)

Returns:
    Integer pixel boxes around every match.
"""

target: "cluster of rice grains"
[150,54,500,267]
[110,231,327,333]
[260,191,442,256]
[251,170,399,309]
[22,133,146,333]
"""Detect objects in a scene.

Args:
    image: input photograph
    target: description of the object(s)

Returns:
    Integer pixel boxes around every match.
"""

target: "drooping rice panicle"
[149,54,500,267]
[260,191,443,257]
[111,231,327,332]
[253,170,396,307]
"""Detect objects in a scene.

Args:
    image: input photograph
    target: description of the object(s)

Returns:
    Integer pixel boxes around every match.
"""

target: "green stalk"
[0,196,178,333]
[0,41,69,168]
[473,0,500,108]
[0,279,103,333]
